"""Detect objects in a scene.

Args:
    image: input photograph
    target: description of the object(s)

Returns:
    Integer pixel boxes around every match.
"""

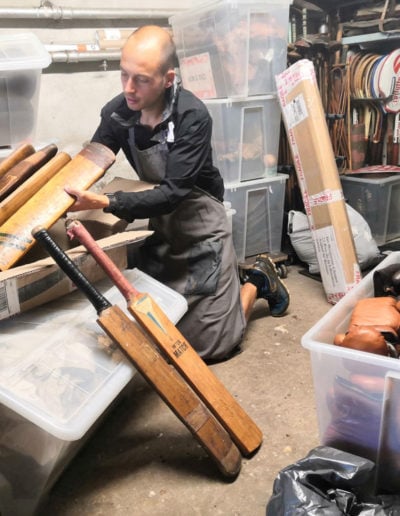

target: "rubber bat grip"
[32,227,111,314]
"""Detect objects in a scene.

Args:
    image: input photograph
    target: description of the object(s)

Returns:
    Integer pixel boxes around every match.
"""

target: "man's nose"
[124,77,136,92]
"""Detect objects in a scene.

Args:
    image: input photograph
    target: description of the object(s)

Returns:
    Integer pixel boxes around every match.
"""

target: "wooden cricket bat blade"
[0,142,115,271]
[0,152,72,226]
[0,142,35,178]
[98,306,242,478]
[0,143,58,201]
[32,226,242,479]
[66,219,263,456]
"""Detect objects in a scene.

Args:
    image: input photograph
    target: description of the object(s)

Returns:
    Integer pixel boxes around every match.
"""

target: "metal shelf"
[342,32,400,47]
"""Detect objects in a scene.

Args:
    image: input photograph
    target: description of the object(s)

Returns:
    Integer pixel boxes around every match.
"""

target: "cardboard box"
[276,59,361,303]
[0,229,152,321]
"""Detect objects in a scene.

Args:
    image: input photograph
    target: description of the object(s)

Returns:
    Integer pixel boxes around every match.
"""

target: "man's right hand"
[65,186,110,212]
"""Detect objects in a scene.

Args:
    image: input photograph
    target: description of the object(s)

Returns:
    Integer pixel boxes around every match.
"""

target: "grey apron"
[128,124,246,360]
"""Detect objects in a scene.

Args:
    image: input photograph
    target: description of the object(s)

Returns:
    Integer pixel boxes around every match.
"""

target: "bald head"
[123,25,177,74]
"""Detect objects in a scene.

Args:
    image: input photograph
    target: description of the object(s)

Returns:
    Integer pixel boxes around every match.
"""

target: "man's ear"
[164,69,175,88]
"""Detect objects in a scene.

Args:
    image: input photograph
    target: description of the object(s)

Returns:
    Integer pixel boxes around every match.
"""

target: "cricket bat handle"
[33,226,111,314]
[66,218,136,299]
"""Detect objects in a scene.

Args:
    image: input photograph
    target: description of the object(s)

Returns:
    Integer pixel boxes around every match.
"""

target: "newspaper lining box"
[276,59,361,304]
[301,251,400,493]
[170,0,291,99]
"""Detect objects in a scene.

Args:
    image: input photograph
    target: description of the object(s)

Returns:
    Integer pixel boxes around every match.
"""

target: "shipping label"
[313,226,344,296]
[0,279,20,320]
[180,52,217,99]
[283,93,308,129]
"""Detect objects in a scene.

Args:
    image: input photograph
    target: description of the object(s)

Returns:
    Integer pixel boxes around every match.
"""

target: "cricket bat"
[0,142,115,271]
[0,143,58,201]
[0,151,72,225]
[0,142,35,178]
[32,226,242,479]
[66,219,263,456]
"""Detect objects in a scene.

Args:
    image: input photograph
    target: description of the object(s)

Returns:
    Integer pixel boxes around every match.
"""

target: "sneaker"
[240,254,290,317]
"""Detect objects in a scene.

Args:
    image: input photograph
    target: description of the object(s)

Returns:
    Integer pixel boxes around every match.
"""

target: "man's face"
[120,46,172,113]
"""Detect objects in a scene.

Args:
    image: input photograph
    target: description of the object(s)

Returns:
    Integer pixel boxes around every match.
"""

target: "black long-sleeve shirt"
[91,85,224,223]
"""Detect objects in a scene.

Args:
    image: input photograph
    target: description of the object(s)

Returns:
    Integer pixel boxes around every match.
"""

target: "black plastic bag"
[266,446,400,515]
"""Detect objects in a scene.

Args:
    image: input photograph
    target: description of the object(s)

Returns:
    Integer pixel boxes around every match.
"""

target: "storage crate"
[205,95,281,184]
[170,0,291,99]
[0,32,51,147]
[301,251,400,493]
[340,173,400,246]
[224,174,287,261]
[0,269,187,516]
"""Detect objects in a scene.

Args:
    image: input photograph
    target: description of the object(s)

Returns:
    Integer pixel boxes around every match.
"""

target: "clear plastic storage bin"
[301,251,400,493]
[205,95,281,184]
[0,32,51,147]
[224,174,287,261]
[0,269,187,516]
[170,0,291,99]
[340,173,400,246]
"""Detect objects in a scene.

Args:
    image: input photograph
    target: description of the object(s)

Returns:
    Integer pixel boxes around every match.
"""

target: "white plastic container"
[205,95,281,184]
[340,173,400,246]
[170,0,291,99]
[302,251,400,492]
[224,174,288,261]
[0,32,51,147]
[0,268,187,516]
[223,200,236,234]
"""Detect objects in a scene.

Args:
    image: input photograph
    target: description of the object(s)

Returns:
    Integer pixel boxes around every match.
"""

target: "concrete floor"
[38,263,332,516]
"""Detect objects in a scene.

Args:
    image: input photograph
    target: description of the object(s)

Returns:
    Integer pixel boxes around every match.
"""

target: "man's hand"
[65,186,110,212]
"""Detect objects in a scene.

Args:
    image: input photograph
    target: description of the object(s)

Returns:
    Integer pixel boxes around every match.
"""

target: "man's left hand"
[65,186,109,212]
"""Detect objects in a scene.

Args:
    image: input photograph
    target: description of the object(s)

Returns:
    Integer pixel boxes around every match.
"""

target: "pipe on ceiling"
[0,5,182,21]
[49,49,120,63]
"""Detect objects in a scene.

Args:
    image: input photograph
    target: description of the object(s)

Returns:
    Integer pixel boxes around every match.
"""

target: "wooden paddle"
[0,142,115,271]
[0,152,71,226]
[0,143,58,201]
[66,219,263,456]
[32,226,242,479]
[0,142,35,178]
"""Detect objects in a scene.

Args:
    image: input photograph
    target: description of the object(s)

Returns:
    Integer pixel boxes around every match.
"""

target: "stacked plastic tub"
[0,32,51,149]
[170,0,292,261]
[0,269,188,516]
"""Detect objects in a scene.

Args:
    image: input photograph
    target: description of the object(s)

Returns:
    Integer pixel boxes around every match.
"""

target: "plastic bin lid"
[170,0,292,22]
[0,268,188,441]
[0,32,51,71]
